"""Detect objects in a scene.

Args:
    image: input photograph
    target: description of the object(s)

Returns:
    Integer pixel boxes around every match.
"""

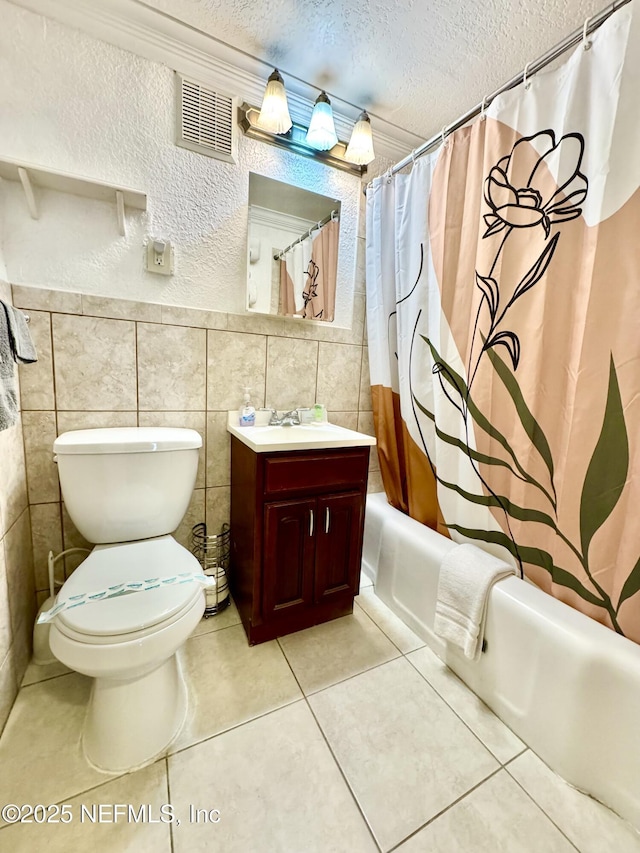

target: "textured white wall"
[0,2,360,324]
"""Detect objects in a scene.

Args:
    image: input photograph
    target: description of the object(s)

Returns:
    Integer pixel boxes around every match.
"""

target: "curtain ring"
[523,61,533,90]
[441,125,448,147]
[480,96,488,122]
[411,149,417,164]
[385,168,393,184]
[583,16,592,50]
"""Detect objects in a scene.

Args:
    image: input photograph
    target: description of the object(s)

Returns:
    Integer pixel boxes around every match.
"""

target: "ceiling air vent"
[175,73,237,163]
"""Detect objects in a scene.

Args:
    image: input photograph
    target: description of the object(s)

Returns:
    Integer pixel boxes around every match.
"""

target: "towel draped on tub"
[434,542,514,661]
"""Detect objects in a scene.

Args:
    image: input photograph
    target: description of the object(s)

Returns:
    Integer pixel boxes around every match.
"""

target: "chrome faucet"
[280,409,301,427]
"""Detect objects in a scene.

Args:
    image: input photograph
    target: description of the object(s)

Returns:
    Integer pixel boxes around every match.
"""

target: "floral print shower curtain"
[366,4,640,642]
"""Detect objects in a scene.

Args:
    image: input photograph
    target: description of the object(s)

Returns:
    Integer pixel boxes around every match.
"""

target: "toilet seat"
[54,535,204,644]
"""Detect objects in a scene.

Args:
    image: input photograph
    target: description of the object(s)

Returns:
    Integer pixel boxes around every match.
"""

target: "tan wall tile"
[207,330,266,411]
[138,411,206,489]
[0,543,12,666]
[82,294,162,323]
[206,412,231,488]
[0,651,18,735]
[30,503,63,592]
[137,323,206,411]
[12,285,82,314]
[316,343,362,411]
[4,509,35,638]
[52,314,137,410]
[359,345,372,412]
[11,615,32,688]
[22,412,59,504]
[367,470,384,494]
[227,313,286,337]
[18,311,54,410]
[266,337,318,411]
[0,419,28,536]
[206,487,230,535]
[56,411,138,433]
[161,305,228,330]
[327,412,358,430]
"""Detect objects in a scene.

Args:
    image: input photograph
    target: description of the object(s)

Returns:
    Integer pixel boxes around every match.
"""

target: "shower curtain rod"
[273,210,339,260]
[386,0,631,178]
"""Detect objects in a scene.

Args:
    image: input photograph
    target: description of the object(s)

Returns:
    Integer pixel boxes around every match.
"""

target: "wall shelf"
[0,156,147,236]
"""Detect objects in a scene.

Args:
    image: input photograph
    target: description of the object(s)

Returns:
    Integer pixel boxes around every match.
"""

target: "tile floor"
[0,577,639,852]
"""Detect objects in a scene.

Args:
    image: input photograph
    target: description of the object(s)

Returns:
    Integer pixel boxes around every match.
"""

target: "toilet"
[48,427,206,773]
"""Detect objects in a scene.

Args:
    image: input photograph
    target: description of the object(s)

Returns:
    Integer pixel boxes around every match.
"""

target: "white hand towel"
[434,543,514,661]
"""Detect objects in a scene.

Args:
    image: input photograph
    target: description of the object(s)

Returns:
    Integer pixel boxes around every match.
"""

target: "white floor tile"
[169,701,377,853]
[508,750,640,853]
[0,760,171,852]
[0,674,117,825]
[396,769,575,852]
[188,598,241,638]
[21,659,71,686]
[278,607,400,695]
[407,645,524,763]
[355,588,425,654]
[309,657,498,851]
[172,624,302,752]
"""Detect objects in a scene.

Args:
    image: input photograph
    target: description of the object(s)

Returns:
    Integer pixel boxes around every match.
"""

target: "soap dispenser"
[239,386,256,426]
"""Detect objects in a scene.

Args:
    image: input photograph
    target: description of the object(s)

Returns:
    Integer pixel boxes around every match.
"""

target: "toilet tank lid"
[54,427,203,455]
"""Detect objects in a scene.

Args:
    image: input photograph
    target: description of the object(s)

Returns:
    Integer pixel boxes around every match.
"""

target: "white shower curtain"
[366,3,640,642]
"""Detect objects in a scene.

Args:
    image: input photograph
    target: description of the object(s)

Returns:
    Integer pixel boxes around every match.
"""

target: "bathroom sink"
[226,416,376,453]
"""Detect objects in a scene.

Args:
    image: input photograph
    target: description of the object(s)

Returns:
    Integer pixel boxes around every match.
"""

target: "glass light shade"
[345,110,375,165]
[258,69,292,134]
[305,92,338,151]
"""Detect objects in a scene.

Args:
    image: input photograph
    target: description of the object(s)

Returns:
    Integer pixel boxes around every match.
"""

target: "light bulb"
[306,92,338,151]
[345,110,375,165]
[257,69,292,134]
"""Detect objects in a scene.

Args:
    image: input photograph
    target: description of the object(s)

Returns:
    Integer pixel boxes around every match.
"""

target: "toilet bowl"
[49,427,205,772]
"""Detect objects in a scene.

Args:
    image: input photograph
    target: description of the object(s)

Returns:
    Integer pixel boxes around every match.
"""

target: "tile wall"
[13,266,381,609]
[0,280,35,733]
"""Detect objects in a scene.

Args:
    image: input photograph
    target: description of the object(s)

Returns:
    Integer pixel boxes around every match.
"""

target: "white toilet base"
[83,652,187,773]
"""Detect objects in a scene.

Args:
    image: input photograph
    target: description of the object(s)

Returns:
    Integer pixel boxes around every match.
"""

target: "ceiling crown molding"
[9,0,423,164]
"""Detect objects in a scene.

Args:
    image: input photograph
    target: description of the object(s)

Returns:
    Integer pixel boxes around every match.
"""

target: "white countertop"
[227,412,377,453]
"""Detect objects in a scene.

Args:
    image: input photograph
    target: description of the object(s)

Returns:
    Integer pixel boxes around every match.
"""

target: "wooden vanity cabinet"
[229,436,370,644]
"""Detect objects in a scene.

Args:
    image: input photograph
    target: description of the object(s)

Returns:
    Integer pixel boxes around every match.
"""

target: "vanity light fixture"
[257,69,292,134]
[345,110,375,165]
[238,103,367,176]
[305,92,338,151]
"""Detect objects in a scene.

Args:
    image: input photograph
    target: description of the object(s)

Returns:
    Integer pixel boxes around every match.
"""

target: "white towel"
[434,543,514,661]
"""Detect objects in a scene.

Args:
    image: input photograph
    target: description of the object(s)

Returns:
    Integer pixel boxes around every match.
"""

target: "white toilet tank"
[53,427,202,544]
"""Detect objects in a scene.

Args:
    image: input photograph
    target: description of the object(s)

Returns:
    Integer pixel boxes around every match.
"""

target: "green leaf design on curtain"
[413,394,532,484]
[484,344,556,508]
[422,336,556,507]
[437,475,557,530]
[446,523,605,607]
[617,555,640,611]
[579,356,629,559]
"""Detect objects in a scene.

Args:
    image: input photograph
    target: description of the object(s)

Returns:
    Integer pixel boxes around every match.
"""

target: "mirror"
[247,173,341,322]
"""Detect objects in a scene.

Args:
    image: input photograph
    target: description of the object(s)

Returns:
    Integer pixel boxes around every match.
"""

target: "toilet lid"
[56,536,204,638]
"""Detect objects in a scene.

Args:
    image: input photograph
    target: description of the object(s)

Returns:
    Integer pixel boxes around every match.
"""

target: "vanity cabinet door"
[263,498,316,620]
[314,491,364,604]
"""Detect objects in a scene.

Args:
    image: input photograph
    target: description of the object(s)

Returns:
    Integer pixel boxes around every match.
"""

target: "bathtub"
[362,492,640,830]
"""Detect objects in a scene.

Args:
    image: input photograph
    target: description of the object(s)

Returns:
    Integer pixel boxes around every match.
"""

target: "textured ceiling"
[139,0,606,139]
